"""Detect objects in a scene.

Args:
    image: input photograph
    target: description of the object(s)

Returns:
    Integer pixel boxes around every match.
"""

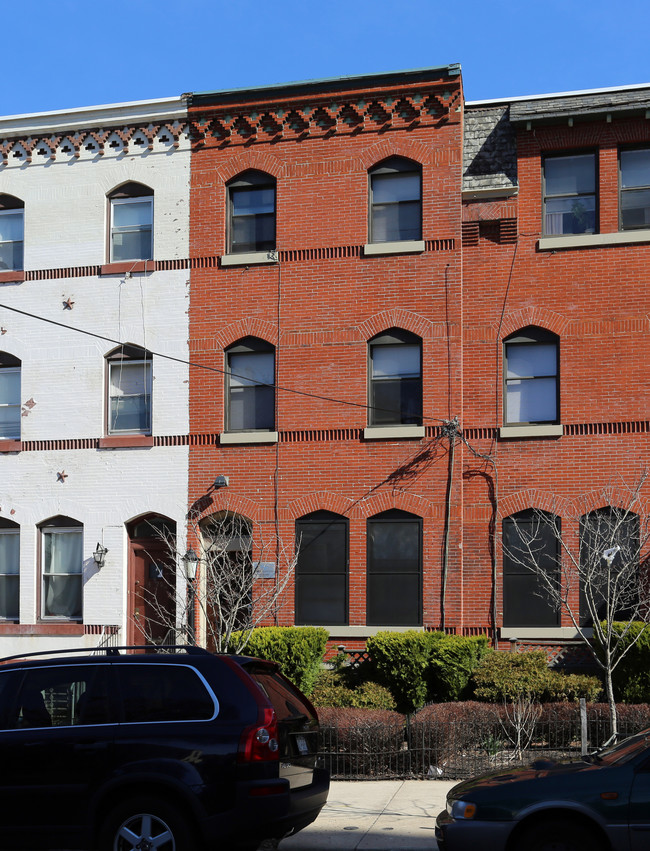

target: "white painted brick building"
[0,97,191,655]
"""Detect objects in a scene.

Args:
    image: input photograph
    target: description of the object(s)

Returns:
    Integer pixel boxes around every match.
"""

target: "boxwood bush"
[228,626,328,695]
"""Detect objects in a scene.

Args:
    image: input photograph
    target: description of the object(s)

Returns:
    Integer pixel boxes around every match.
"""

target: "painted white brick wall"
[0,99,191,657]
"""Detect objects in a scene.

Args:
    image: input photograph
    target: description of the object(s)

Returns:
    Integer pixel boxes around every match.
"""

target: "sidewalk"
[280,780,457,851]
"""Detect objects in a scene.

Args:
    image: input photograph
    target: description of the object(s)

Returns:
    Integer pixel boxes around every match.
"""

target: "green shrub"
[367,631,442,712]
[472,651,601,703]
[367,631,490,711]
[593,621,650,703]
[311,670,396,710]
[228,626,328,695]
[429,635,491,701]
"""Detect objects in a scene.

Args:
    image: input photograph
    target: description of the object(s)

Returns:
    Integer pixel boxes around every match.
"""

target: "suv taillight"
[238,706,280,762]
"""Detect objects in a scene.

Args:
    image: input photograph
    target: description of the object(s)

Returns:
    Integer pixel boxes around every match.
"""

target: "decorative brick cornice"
[189,84,461,149]
[0,122,188,166]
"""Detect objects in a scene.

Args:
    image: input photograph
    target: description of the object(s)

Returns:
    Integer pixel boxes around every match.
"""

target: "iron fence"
[318,704,650,780]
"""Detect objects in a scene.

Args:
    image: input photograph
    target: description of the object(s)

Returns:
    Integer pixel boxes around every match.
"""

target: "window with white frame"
[227,171,276,254]
[109,183,153,262]
[106,345,152,435]
[368,329,422,426]
[0,195,24,271]
[369,157,421,243]
[0,519,19,620]
[226,338,275,432]
[504,327,559,425]
[40,517,83,620]
[620,147,650,230]
[543,153,597,236]
[0,353,20,440]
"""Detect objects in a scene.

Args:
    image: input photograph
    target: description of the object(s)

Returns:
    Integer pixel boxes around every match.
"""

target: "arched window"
[0,517,19,620]
[367,509,422,626]
[369,157,421,243]
[295,511,348,626]
[579,507,640,625]
[502,509,560,627]
[368,329,422,426]
[504,326,559,425]
[225,337,275,432]
[108,182,153,261]
[227,170,276,254]
[39,516,83,620]
[106,345,152,435]
[0,194,24,271]
[0,352,21,440]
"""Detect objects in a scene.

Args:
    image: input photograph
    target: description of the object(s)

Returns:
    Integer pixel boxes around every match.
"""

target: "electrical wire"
[0,300,452,427]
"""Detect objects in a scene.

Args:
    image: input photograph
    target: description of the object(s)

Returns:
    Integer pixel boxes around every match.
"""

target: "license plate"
[296,734,308,754]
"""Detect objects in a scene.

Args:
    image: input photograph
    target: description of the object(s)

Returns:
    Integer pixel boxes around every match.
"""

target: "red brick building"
[186,70,650,654]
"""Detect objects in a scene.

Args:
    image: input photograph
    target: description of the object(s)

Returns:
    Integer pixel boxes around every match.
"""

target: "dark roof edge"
[466,81,650,109]
[188,65,462,107]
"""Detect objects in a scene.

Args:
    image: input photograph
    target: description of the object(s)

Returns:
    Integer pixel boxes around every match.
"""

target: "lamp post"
[182,547,199,646]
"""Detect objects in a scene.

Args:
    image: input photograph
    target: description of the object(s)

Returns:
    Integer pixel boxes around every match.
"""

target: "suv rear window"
[115,664,217,723]
[245,665,316,723]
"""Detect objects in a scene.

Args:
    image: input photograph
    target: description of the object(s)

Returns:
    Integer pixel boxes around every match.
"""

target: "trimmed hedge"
[317,707,406,777]
[366,631,489,712]
[311,670,396,710]
[472,651,602,703]
[409,701,502,771]
[228,626,328,695]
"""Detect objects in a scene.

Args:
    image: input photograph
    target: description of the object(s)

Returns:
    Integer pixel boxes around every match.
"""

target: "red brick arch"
[499,307,569,340]
[359,138,432,171]
[358,309,433,342]
[216,151,286,183]
[287,492,355,520]
[214,318,279,349]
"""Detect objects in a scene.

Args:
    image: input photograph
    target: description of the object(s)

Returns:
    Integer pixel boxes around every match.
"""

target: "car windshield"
[593,731,650,766]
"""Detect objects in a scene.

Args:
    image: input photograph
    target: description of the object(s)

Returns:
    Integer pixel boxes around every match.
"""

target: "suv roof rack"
[0,644,213,664]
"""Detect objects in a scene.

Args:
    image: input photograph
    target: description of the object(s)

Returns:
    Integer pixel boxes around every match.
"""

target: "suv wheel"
[101,797,194,851]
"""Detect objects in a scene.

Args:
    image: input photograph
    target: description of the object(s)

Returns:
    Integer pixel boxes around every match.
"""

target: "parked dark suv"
[0,645,329,851]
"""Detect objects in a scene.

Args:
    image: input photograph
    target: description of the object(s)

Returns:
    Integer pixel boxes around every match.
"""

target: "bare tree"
[134,508,298,654]
[503,473,650,740]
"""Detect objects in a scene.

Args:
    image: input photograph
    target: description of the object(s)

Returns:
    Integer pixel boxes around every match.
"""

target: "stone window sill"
[363,240,425,257]
[499,424,562,439]
[500,627,586,640]
[538,229,650,251]
[0,623,85,635]
[220,431,279,445]
[318,626,424,638]
[364,425,425,440]
[99,435,154,449]
[220,251,278,267]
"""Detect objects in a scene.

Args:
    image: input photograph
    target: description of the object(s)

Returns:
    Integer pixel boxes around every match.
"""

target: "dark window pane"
[367,516,421,626]
[502,512,560,628]
[296,575,347,624]
[620,149,650,188]
[116,665,215,722]
[544,154,596,235]
[296,516,347,625]
[15,666,110,729]
[620,188,650,229]
[0,575,18,619]
[0,241,23,271]
[367,574,420,625]
[231,185,276,252]
[43,575,82,618]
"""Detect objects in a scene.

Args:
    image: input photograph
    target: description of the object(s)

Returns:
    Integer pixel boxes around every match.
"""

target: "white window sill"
[499,424,562,439]
[363,240,425,256]
[220,251,278,267]
[539,229,650,251]
[500,627,587,640]
[319,626,424,638]
[220,431,278,445]
[364,425,426,440]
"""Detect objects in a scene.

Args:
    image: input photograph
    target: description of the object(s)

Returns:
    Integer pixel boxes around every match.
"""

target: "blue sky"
[4,0,650,116]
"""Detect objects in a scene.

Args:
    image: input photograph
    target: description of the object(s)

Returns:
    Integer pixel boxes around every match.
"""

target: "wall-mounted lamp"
[213,475,229,489]
[93,542,108,568]
[182,547,200,581]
